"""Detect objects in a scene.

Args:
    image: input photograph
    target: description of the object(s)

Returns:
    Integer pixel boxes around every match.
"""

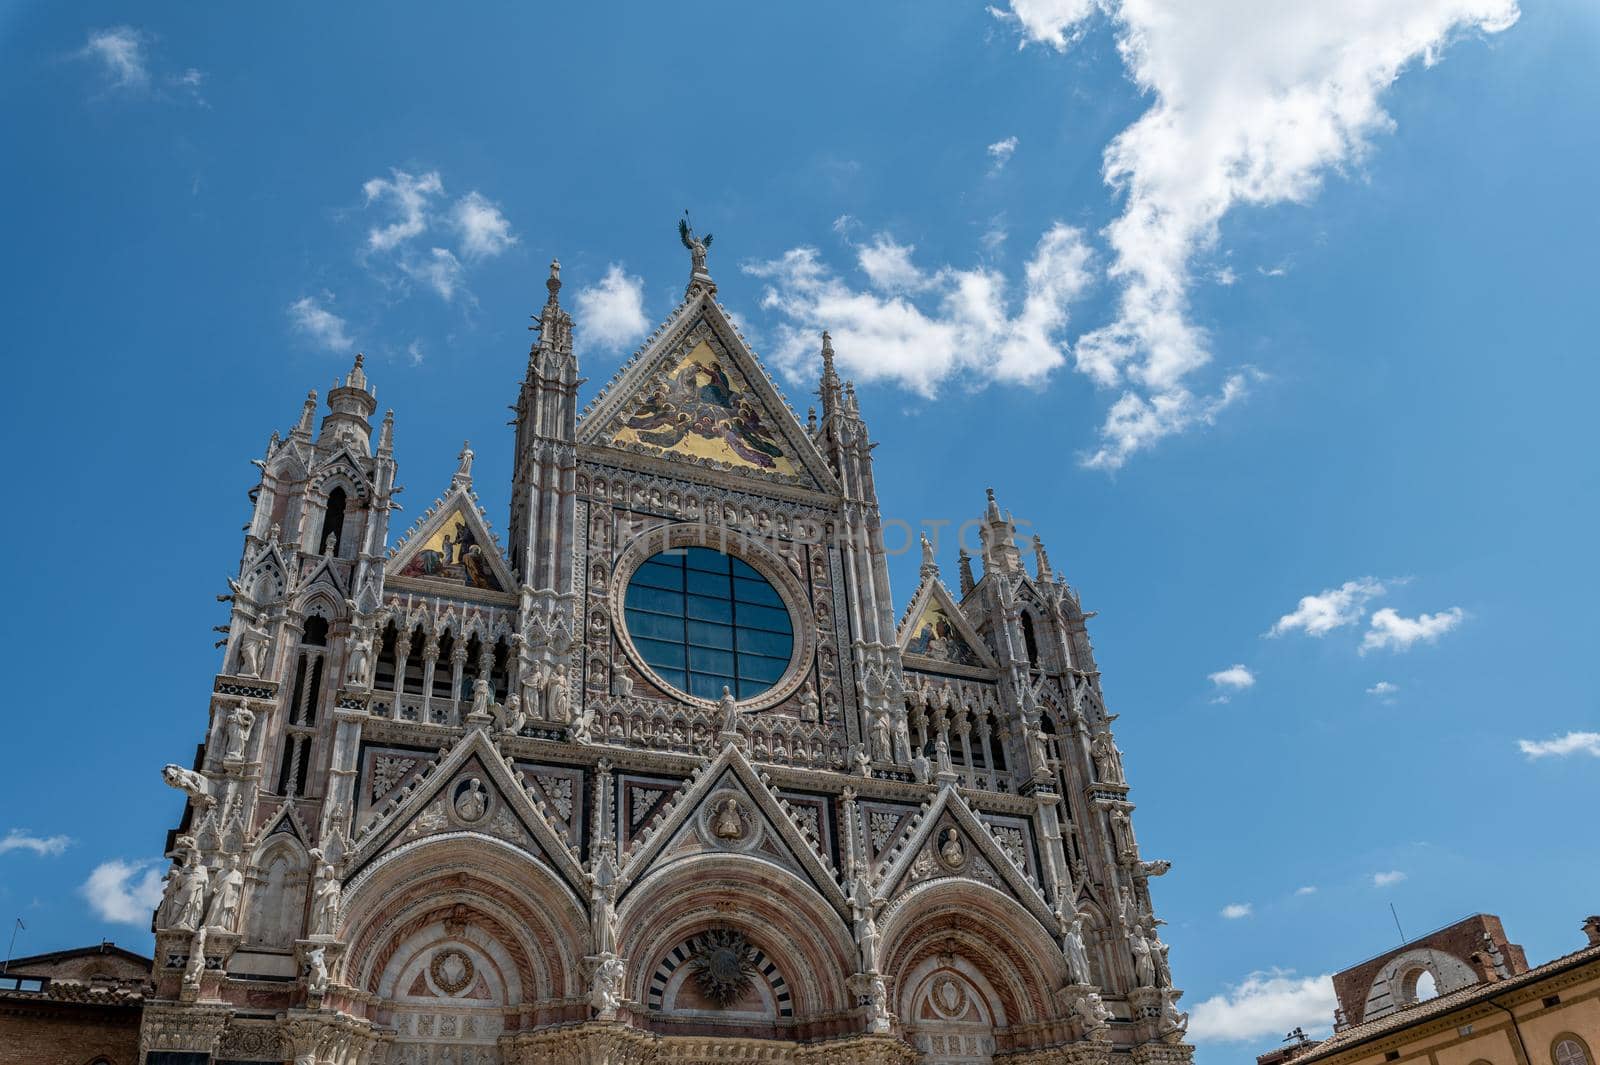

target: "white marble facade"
[143,240,1192,1065]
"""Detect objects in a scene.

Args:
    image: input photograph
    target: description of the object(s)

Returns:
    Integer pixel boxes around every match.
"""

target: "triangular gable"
[578,297,836,493]
[344,727,585,898]
[617,744,848,918]
[874,786,1054,929]
[387,484,517,598]
[309,447,375,502]
[898,578,998,672]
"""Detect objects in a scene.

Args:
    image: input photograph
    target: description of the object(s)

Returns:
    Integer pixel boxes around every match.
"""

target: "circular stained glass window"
[623,547,795,701]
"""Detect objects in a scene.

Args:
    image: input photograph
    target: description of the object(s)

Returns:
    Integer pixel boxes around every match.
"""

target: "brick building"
[1261,913,1600,1065]
[0,941,149,1065]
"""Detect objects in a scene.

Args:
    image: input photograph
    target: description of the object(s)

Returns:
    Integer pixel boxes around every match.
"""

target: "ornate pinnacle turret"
[958,549,976,597]
[452,440,474,489]
[980,487,1023,576]
[818,331,843,418]
[529,259,573,369]
[292,390,318,440]
[920,533,939,580]
[1033,534,1053,581]
[377,410,394,457]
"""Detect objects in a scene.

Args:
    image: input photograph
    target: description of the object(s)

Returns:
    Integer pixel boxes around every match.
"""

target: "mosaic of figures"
[613,332,798,476]
[397,507,505,591]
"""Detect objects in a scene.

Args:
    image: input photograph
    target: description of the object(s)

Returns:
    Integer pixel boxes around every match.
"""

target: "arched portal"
[340,834,589,1063]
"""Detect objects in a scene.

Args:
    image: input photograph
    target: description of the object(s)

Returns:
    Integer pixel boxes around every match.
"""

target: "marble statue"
[610,656,632,697]
[237,620,270,678]
[470,678,492,721]
[499,693,526,737]
[546,670,569,724]
[223,703,255,762]
[305,945,329,996]
[718,686,739,733]
[1073,987,1110,1033]
[939,827,965,868]
[182,926,207,991]
[713,798,743,840]
[455,778,489,822]
[590,954,624,1016]
[166,842,209,932]
[798,681,820,723]
[1130,925,1157,987]
[309,849,340,937]
[1061,906,1092,986]
[1091,728,1125,784]
[205,855,245,932]
[162,765,215,811]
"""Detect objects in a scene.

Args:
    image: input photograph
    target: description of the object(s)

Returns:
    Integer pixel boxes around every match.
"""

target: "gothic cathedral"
[142,236,1193,1065]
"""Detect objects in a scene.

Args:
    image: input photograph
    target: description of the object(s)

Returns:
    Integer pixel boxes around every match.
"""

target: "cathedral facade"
[142,238,1192,1065]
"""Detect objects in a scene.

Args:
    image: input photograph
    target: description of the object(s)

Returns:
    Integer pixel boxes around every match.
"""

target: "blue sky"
[1,1,1596,1059]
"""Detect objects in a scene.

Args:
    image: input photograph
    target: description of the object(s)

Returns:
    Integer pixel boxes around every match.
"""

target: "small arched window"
[1021,612,1040,669]
[318,486,347,556]
[1555,1036,1592,1065]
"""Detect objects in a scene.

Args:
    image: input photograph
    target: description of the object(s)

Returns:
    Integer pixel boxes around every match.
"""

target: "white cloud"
[1372,870,1407,887]
[1367,680,1400,700]
[988,135,1020,170]
[356,170,515,304]
[1295,885,1318,896]
[856,235,938,295]
[81,27,149,90]
[744,222,1094,397]
[574,264,650,352]
[0,830,72,857]
[451,191,517,258]
[1209,664,1256,690]
[406,339,425,366]
[1187,968,1337,1044]
[987,0,1097,52]
[992,0,1519,466]
[1361,606,1463,653]
[1222,902,1254,919]
[362,169,443,253]
[402,247,466,302]
[1269,577,1389,638]
[287,295,354,353]
[1518,731,1600,759]
[81,859,165,925]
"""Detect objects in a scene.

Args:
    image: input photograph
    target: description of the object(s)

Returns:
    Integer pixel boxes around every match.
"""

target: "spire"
[529,259,573,368]
[452,440,474,489]
[344,352,369,394]
[958,548,976,597]
[920,533,939,580]
[679,212,716,299]
[818,331,843,419]
[980,487,1023,576]
[292,390,318,440]
[377,410,394,457]
[1033,534,1053,581]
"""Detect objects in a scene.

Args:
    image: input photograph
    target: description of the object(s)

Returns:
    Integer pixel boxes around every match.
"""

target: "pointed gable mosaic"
[387,486,515,596]
[580,301,836,492]
[614,331,798,476]
[899,580,996,671]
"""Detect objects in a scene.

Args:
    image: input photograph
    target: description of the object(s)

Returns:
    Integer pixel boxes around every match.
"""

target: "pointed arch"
[617,852,854,1021]
[880,879,1070,1029]
[341,833,588,1004]
[244,833,311,949]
